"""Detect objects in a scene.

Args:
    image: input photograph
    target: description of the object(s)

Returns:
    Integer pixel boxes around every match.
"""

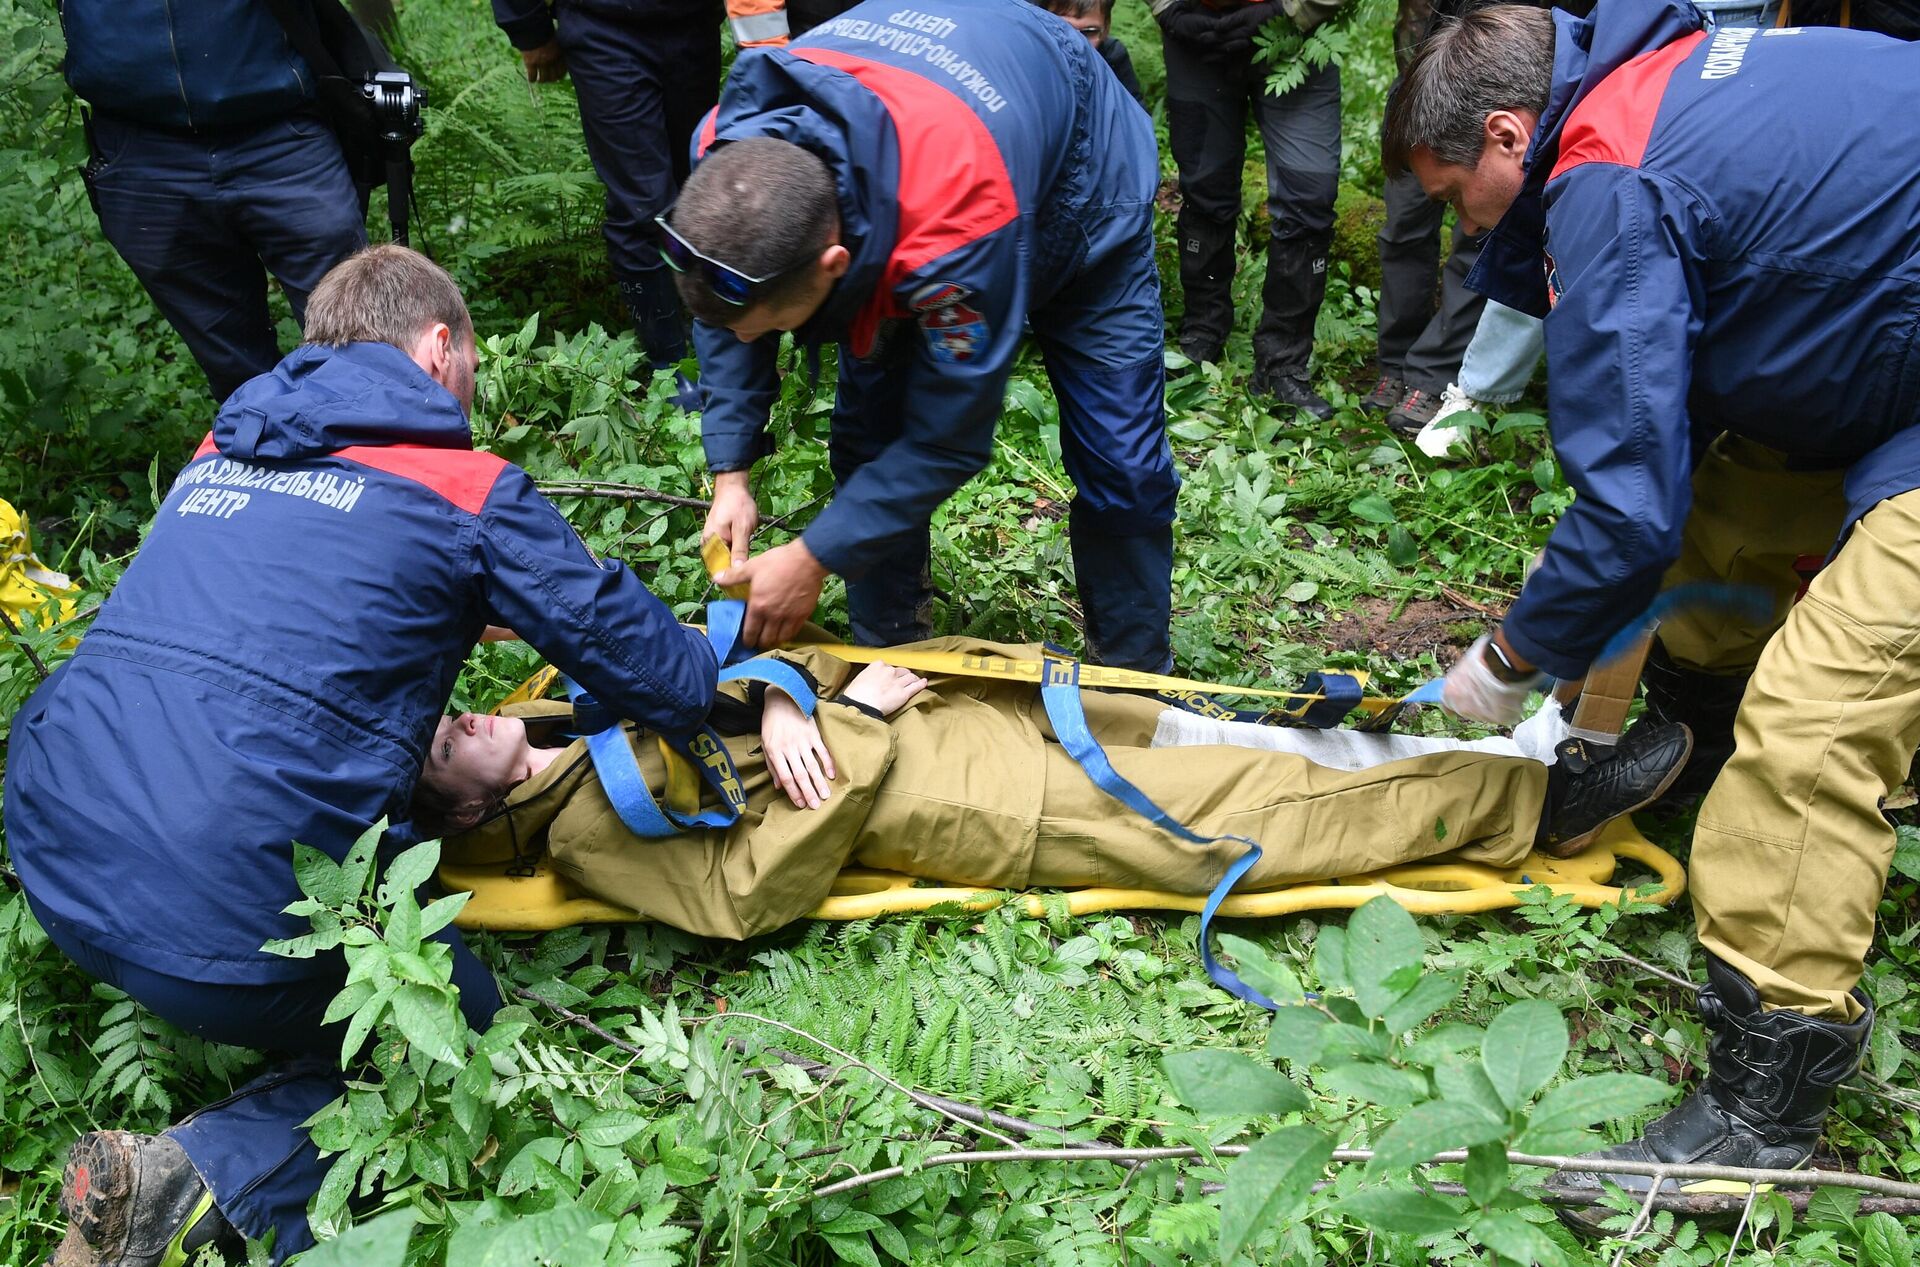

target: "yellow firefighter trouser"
[1666,437,1920,1019]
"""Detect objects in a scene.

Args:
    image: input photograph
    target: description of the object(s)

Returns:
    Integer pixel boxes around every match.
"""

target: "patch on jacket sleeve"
[1544,251,1563,310]
[910,281,987,365]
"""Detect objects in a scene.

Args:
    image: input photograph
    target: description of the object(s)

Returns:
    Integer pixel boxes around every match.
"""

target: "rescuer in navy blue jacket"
[1384,0,1920,1217]
[670,0,1179,671]
[8,247,717,1264]
[60,0,368,401]
[489,0,723,408]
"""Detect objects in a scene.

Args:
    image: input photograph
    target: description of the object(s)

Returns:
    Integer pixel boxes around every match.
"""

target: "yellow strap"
[769,639,1391,711]
[694,535,1394,709]
[659,735,703,814]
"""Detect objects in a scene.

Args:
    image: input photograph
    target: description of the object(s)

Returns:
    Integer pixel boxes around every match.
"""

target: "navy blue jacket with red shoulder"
[4,342,716,982]
[1468,0,1920,678]
[692,0,1159,577]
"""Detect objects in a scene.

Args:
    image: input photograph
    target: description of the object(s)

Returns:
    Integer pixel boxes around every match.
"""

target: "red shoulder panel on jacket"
[333,445,510,515]
[1549,30,1706,183]
[788,47,1019,357]
[192,432,218,460]
[696,107,719,158]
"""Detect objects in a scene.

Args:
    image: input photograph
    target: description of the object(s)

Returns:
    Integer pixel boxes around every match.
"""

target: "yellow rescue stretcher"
[444,537,1687,932]
[443,818,1683,932]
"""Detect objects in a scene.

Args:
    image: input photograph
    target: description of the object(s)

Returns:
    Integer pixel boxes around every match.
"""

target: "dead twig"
[730,1039,1118,1152]
[536,480,709,513]
[809,1144,1920,1203]
[0,605,51,679]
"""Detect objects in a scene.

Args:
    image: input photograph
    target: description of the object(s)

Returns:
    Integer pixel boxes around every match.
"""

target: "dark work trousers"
[28,892,499,1265]
[82,112,366,402]
[1375,168,1487,393]
[555,3,720,366]
[1162,39,1340,377]
[829,210,1179,672]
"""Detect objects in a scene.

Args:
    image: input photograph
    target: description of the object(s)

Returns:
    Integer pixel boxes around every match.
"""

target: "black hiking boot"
[1547,955,1872,1234]
[1628,642,1750,812]
[1535,722,1693,859]
[1167,337,1224,380]
[49,1131,241,1267]
[1252,367,1334,421]
[1362,371,1406,415]
[1385,386,1442,436]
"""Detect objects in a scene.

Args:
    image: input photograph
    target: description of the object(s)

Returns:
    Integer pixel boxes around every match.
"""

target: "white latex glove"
[1441,635,1544,727]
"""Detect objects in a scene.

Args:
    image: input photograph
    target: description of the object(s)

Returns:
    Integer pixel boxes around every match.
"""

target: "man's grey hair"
[668,137,839,325]
[304,244,474,349]
[1383,4,1556,175]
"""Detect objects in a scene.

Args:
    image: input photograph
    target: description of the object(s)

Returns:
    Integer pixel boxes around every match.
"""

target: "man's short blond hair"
[303,244,475,350]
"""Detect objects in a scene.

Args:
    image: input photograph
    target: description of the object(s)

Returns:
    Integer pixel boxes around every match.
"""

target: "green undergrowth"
[4,0,1920,1263]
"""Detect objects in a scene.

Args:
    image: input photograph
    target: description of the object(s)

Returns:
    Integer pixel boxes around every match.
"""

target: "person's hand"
[520,40,568,83]
[714,539,829,649]
[704,471,760,569]
[479,625,521,643]
[761,689,835,809]
[841,662,928,718]
[1440,633,1545,726]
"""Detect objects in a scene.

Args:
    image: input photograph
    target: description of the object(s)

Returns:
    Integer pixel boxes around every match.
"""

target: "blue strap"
[716,659,817,717]
[1037,652,1280,1012]
[559,597,820,839]
[565,679,750,837]
[707,598,751,666]
[1290,671,1364,728]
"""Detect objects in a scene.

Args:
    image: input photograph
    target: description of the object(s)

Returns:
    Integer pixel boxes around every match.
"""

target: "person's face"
[1051,7,1109,46]
[412,322,480,415]
[1408,109,1535,234]
[425,712,528,809]
[724,245,851,343]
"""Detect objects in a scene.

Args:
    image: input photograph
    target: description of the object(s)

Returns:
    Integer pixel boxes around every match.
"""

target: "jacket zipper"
[161,0,194,129]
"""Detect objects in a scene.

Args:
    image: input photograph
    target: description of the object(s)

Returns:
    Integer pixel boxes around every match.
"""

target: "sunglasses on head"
[655,213,808,307]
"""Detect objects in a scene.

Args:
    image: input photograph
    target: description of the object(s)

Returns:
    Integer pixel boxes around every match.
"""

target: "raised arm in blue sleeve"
[1502,166,1707,680]
[696,318,782,472]
[474,467,717,737]
[800,230,1029,577]
[491,0,553,50]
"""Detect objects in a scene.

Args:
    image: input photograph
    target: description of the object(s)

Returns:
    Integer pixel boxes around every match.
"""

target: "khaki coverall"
[1659,438,1920,1020]
[451,640,1544,940]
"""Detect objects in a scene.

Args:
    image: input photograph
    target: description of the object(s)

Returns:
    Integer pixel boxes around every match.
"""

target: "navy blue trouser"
[31,895,499,1264]
[82,112,367,403]
[831,207,1179,671]
[555,2,720,364]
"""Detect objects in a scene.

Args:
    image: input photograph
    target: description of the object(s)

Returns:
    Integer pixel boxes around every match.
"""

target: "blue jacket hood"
[212,342,475,462]
[1469,0,1706,315]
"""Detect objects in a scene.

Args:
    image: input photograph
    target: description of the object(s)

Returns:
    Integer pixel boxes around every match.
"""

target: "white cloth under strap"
[1150,698,1568,770]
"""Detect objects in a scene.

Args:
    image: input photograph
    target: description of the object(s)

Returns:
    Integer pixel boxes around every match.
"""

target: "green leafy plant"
[1164,897,1677,1264]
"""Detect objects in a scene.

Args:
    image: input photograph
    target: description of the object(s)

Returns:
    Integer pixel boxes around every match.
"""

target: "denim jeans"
[83,112,366,401]
[1457,300,1545,405]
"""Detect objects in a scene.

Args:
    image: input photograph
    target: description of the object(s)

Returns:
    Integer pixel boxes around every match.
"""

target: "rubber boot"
[1173,209,1238,367]
[50,1131,242,1267]
[1071,522,1174,672]
[1547,954,1873,1233]
[1631,641,1750,810]
[1251,230,1333,420]
[619,276,701,411]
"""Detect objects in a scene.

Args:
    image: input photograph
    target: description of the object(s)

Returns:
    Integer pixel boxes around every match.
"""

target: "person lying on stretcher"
[415,640,1693,941]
